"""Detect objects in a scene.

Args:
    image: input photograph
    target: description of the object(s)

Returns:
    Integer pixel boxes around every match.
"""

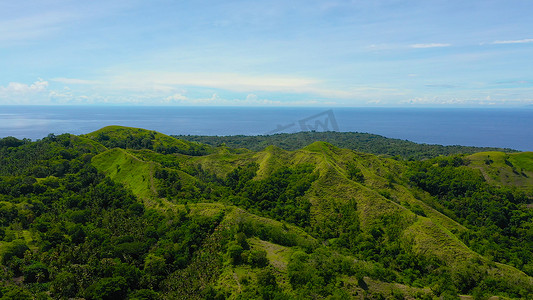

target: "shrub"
[256,268,277,288]
[85,276,127,300]
[23,262,49,283]
[144,254,166,276]
[235,232,249,250]
[227,244,244,265]
[50,271,78,299]
[248,249,268,267]
[1,240,29,264]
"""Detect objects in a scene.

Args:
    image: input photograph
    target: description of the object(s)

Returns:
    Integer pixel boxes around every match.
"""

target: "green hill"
[85,125,214,156]
[0,128,531,299]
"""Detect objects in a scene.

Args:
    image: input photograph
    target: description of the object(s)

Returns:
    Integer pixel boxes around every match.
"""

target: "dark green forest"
[0,127,531,299]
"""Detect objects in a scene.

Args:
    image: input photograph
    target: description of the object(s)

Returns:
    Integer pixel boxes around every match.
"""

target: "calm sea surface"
[1,106,532,151]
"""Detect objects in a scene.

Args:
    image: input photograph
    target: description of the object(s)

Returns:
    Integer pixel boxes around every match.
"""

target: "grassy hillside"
[0,128,531,299]
[467,151,533,195]
[91,148,157,200]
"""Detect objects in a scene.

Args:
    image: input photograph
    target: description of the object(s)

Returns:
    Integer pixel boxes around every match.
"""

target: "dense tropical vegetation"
[0,126,531,299]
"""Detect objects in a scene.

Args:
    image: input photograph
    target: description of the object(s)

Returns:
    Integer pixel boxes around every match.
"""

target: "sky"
[1,0,533,107]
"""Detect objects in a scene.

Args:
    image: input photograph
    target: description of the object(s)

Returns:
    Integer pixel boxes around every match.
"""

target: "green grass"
[467,151,533,194]
[392,185,468,234]
[510,152,533,171]
[70,135,108,153]
[186,140,480,273]
[21,230,37,251]
[91,148,156,199]
[248,237,292,271]
[246,238,294,293]
[404,217,475,263]
[342,276,432,299]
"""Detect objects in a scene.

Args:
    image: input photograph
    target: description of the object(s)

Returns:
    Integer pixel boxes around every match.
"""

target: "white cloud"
[0,79,49,97]
[163,93,223,105]
[0,78,94,105]
[49,89,75,103]
[0,75,402,106]
[245,94,259,102]
[492,38,533,44]
[401,95,533,106]
[402,97,467,105]
[164,93,188,102]
[410,43,451,49]
[48,88,97,104]
[0,79,50,104]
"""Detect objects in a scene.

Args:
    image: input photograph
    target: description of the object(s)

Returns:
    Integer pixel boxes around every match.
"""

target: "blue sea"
[1,106,532,151]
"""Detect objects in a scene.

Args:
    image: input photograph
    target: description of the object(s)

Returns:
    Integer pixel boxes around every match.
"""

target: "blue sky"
[1,0,533,107]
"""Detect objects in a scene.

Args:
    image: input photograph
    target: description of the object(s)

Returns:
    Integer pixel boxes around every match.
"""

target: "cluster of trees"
[0,136,30,148]
[0,134,93,177]
[226,233,268,267]
[154,167,183,198]
[153,161,317,229]
[225,163,316,228]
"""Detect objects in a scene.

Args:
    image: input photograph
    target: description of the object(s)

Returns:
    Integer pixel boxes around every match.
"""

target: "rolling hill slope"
[0,126,531,299]
[88,128,532,298]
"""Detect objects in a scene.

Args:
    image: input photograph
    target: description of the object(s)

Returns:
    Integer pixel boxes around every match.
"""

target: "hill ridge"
[174,131,518,160]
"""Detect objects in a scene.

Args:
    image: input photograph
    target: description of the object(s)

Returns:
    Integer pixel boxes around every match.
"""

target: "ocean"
[1,106,532,151]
